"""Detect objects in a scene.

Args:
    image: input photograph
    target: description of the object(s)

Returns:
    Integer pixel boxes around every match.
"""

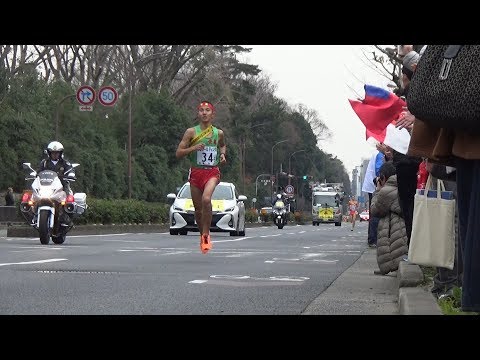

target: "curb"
[398,262,424,287]
[397,262,442,315]
[398,287,442,315]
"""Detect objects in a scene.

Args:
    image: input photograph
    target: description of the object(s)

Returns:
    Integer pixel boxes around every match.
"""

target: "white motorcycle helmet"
[46,141,64,159]
[276,193,282,200]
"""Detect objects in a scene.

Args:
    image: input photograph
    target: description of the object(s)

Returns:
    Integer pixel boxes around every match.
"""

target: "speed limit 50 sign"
[98,86,118,106]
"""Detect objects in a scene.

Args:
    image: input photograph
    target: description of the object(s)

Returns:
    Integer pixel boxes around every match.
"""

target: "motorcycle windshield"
[38,170,59,185]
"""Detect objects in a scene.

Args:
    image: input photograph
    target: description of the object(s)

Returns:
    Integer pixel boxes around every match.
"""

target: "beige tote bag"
[408,176,455,270]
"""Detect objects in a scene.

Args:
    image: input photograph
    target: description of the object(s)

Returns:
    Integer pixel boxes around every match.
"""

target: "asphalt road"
[0,222,370,314]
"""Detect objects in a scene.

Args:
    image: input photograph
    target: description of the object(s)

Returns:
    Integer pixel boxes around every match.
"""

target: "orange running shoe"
[200,233,212,254]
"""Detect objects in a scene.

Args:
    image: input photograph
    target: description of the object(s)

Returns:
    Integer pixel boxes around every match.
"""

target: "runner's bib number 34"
[197,146,217,166]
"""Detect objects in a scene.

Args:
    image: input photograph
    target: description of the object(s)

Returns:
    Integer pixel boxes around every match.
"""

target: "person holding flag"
[349,83,420,245]
[175,101,227,254]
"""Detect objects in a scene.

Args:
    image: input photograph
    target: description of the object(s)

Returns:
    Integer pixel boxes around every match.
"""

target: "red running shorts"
[189,167,220,191]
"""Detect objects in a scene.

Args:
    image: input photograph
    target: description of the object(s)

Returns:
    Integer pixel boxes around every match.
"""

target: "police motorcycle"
[20,162,87,245]
[272,193,288,229]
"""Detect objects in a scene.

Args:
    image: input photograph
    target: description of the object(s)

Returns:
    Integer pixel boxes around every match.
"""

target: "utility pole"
[55,94,76,140]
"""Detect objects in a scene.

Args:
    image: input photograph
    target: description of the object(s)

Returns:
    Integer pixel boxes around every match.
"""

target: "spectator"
[5,187,15,206]
[426,162,463,299]
[370,162,408,275]
[407,49,480,313]
[392,52,422,246]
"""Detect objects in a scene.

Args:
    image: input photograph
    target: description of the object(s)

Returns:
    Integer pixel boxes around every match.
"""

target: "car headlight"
[173,206,184,211]
[224,206,235,212]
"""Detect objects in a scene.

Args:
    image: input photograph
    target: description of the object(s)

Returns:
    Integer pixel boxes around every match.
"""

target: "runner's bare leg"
[190,185,204,235]
[201,177,220,235]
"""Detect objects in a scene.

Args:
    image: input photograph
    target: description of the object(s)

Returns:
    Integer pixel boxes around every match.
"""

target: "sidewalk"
[302,248,442,315]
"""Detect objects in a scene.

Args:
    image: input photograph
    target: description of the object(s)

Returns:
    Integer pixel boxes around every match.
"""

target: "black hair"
[402,65,414,81]
[379,162,396,180]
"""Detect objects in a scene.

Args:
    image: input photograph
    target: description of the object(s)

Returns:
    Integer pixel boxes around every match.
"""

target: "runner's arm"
[218,130,227,164]
[176,128,203,159]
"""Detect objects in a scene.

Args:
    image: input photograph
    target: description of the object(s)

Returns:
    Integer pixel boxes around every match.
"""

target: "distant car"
[359,210,370,222]
[167,182,247,236]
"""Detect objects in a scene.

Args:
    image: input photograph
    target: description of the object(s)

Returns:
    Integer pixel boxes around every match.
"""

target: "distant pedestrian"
[5,187,14,206]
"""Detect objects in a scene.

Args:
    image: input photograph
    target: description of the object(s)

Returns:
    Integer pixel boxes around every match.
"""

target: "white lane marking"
[211,275,250,279]
[272,257,338,263]
[127,247,157,250]
[118,249,160,252]
[69,233,142,238]
[303,246,311,249]
[269,276,309,281]
[214,236,254,243]
[189,280,207,284]
[99,240,146,242]
[302,253,326,258]
[117,249,189,255]
[273,258,301,261]
[0,258,68,267]
[225,252,256,257]
[9,246,64,250]
[265,260,275,263]
[288,233,296,235]
[209,275,309,282]
[299,231,306,234]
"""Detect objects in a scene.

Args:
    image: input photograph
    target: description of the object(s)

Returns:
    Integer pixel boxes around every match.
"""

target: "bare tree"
[358,45,403,91]
[294,103,332,143]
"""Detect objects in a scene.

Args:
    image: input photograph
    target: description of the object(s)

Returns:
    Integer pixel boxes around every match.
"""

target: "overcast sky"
[240,45,392,179]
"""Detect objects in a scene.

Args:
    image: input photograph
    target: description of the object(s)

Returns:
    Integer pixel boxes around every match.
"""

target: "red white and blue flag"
[349,84,406,142]
[349,85,410,154]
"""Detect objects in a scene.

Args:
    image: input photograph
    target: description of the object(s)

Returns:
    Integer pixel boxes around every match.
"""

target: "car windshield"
[178,184,234,200]
[313,195,337,207]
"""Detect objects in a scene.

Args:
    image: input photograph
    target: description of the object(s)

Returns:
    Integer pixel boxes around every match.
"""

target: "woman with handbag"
[407,45,480,312]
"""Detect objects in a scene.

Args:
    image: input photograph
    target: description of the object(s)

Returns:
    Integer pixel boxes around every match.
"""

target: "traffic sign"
[98,86,118,106]
[285,185,294,194]
[76,85,96,105]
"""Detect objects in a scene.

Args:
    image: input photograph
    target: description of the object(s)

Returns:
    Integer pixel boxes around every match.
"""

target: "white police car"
[167,182,247,236]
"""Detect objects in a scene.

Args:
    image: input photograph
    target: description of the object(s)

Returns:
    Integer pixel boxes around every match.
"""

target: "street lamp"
[128,71,133,199]
[122,49,163,199]
[352,165,363,198]
[271,139,289,199]
[255,173,271,206]
[55,94,76,140]
[288,149,306,185]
